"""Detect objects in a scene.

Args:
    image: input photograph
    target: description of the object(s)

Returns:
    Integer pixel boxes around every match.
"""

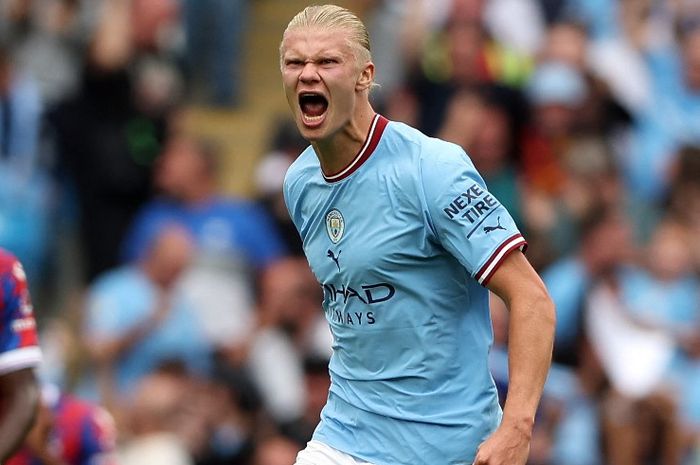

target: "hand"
[473,419,532,465]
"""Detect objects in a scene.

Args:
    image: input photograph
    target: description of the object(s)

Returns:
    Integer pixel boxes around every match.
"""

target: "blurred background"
[1,0,700,464]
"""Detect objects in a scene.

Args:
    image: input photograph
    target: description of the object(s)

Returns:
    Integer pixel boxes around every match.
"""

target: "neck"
[183,181,215,205]
[312,101,376,176]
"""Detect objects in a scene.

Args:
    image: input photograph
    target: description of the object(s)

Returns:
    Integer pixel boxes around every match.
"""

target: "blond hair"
[280,4,372,65]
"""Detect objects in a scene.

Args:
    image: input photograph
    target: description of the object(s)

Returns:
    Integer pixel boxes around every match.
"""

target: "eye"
[285,59,303,68]
[320,58,339,65]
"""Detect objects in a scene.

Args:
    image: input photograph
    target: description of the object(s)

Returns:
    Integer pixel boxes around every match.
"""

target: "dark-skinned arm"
[0,368,40,462]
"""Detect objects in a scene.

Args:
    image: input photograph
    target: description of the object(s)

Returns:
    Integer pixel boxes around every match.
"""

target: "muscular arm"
[0,368,40,462]
[475,250,556,465]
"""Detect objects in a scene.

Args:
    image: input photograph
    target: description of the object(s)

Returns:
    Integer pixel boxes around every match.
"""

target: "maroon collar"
[322,114,389,183]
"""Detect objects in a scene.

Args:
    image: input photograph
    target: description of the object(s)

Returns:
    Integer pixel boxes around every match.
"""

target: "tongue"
[302,100,326,116]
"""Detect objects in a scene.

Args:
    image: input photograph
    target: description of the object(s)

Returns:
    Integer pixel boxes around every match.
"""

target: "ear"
[356,61,375,92]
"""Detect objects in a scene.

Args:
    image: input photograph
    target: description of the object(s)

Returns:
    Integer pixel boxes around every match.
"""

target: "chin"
[299,131,324,143]
[296,119,327,141]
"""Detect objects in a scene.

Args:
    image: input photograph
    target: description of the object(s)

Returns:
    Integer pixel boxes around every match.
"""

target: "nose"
[299,62,320,83]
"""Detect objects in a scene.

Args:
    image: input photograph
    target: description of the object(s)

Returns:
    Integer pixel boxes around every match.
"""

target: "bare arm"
[474,250,556,465]
[0,368,40,462]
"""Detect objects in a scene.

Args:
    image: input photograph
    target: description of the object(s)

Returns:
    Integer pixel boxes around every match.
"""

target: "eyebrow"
[283,51,346,62]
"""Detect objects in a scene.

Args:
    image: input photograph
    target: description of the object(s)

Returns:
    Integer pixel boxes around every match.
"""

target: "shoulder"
[383,121,471,172]
[372,121,468,183]
[420,137,473,172]
[0,250,26,300]
[407,133,479,197]
[284,146,316,183]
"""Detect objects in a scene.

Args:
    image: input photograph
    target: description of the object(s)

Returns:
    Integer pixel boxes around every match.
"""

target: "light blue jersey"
[284,115,526,465]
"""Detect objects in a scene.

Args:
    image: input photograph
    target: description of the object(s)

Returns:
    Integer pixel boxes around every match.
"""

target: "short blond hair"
[280,4,372,65]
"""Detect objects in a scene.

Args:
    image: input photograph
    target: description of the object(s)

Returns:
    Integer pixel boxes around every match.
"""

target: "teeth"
[303,113,324,122]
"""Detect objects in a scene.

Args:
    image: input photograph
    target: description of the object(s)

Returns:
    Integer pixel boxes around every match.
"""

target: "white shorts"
[294,440,375,465]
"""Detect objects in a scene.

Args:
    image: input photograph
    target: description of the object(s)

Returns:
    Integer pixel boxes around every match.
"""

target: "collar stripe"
[323,114,388,183]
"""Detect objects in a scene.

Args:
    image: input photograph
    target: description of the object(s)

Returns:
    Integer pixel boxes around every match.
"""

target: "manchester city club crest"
[325,209,345,243]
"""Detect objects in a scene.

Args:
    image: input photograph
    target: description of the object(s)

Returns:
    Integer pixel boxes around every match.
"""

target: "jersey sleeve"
[419,143,527,286]
[80,405,118,465]
[0,257,41,375]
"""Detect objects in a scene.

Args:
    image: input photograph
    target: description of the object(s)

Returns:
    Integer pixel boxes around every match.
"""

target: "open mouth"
[299,92,328,123]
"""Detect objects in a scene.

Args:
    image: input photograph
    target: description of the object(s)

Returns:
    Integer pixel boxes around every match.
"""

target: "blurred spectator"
[48,0,175,283]
[439,84,527,227]
[585,274,684,465]
[255,118,309,256]
[537,20,588,71]
[196,366,260,465]
[181,0,248,107]
[556,1,657,116]
[246,258,330,425]
[359,0,452,106]
[436,86,483,148]
[119,370,195,465]
[667,145,700,273]
[536,19,636,135]
[624,15,700,202]
[78,225,212,411]
[529,137,630,264]
[521,60,587,195]
[8,384,118,465]
[407,0,531,134]
[1,0,90,106]
[606,222,700,451]
[129,0,180,55]
[542,207,633,367]
[281,356,331,449]
[518,62,632,264]
[122,132,288,354]
[0,38,52,284]
[0,38,42,176]
[484,0,546,56]
[251,435,300,465]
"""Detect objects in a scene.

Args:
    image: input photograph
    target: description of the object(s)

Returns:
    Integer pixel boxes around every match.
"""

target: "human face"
[154,136,205,198]
[281,27,370,142]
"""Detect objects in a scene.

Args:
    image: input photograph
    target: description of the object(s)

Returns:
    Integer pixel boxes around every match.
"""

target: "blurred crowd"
[1,0,700,464]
